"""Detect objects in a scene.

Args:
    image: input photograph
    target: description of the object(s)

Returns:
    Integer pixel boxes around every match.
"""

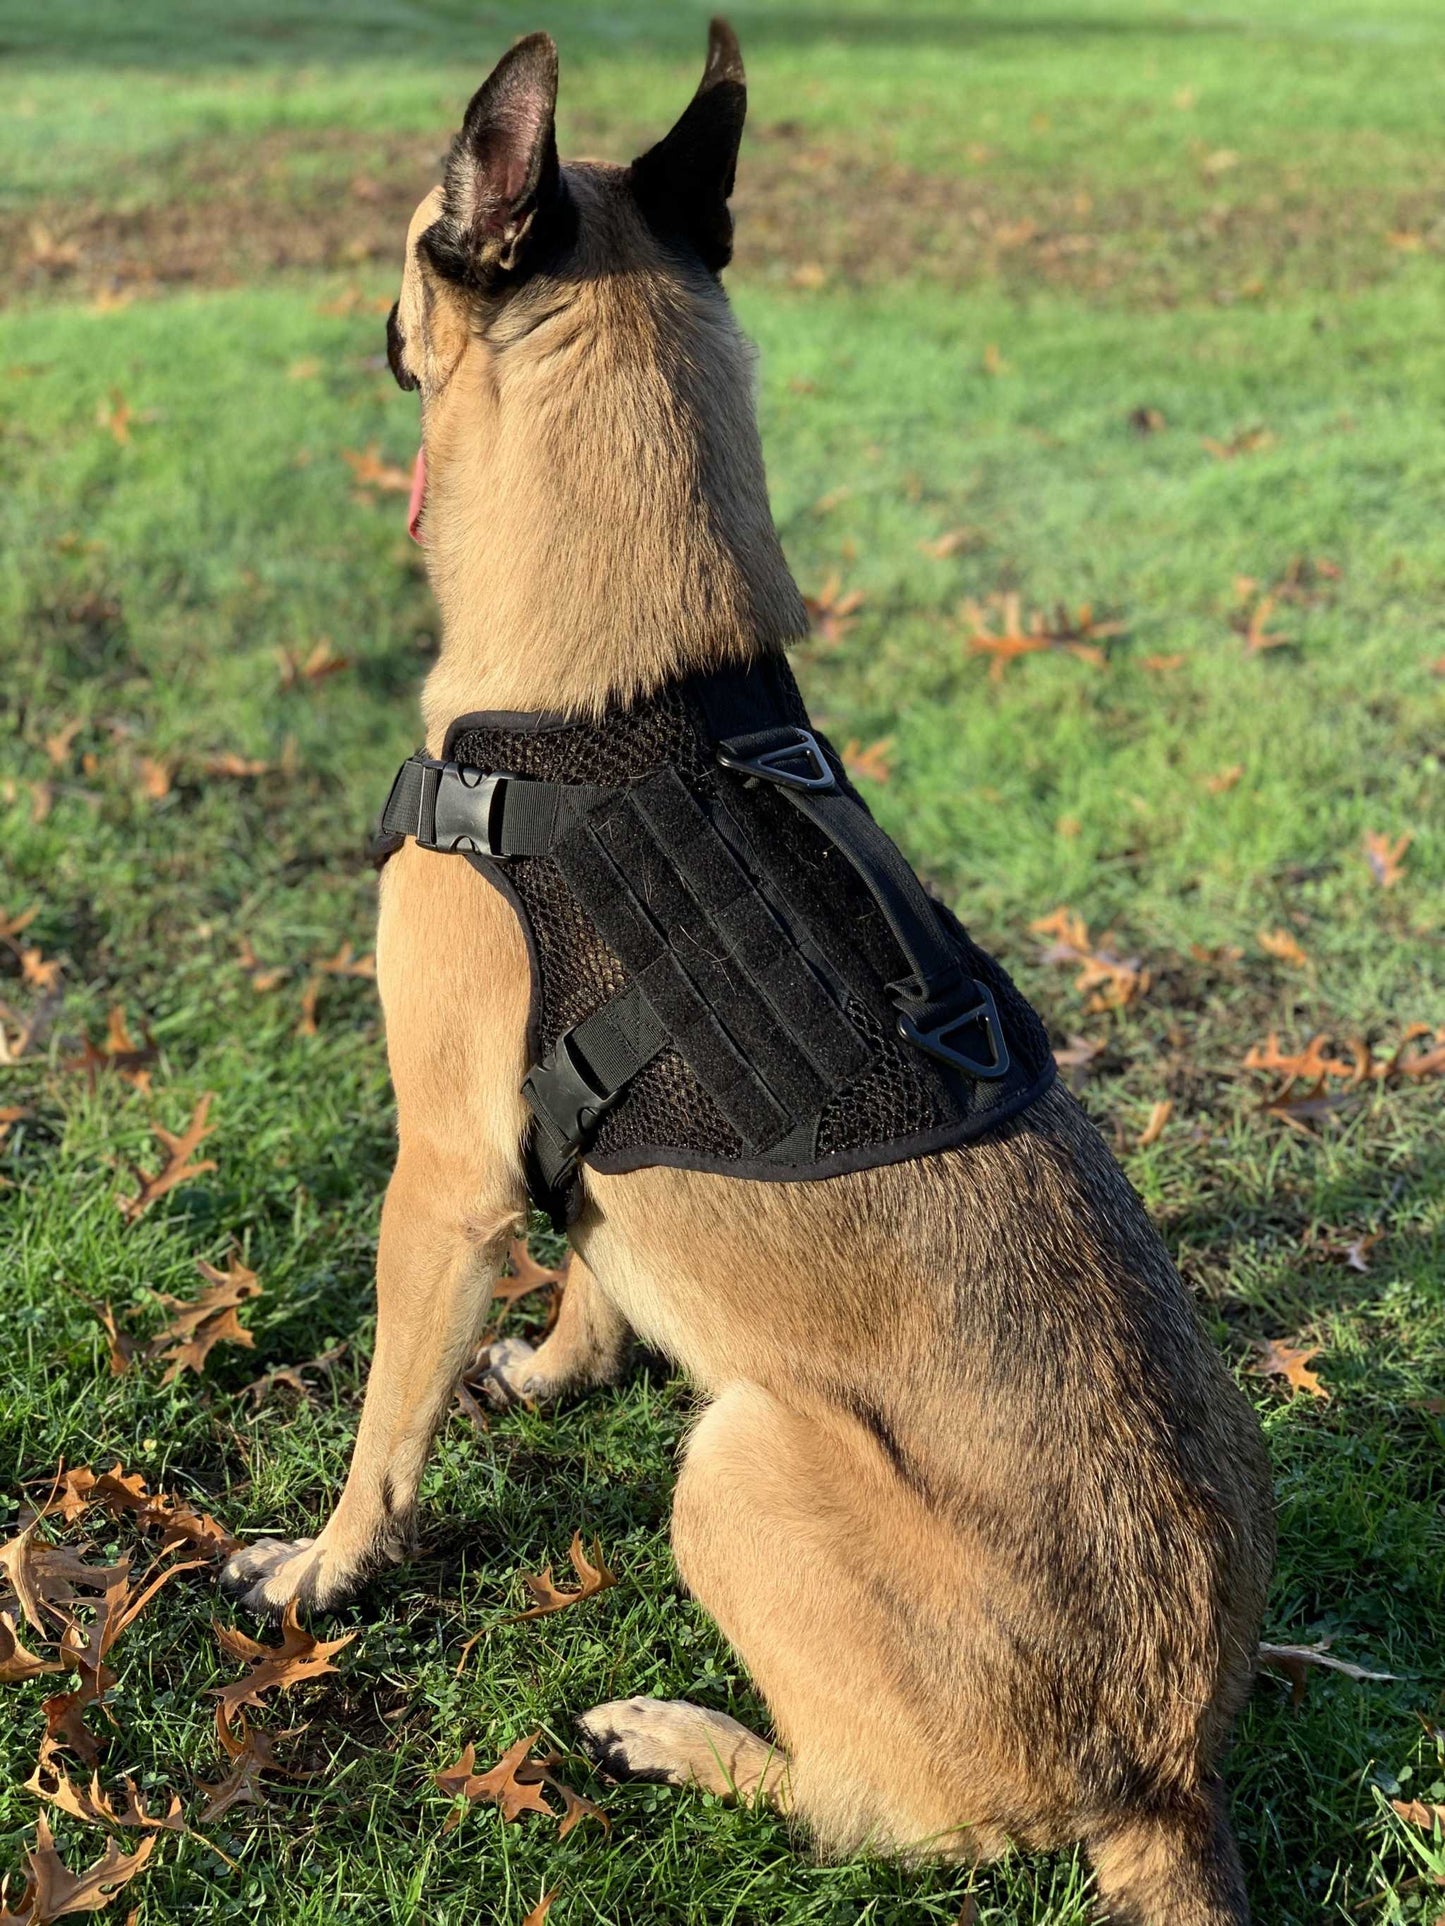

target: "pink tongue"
[406,445,426,544]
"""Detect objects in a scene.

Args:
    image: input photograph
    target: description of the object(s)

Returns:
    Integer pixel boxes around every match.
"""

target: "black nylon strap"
[379,753,608,857]
[523,983,667,1205]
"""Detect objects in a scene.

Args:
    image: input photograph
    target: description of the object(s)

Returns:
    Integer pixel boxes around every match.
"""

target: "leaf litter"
[0,1461,251,1917]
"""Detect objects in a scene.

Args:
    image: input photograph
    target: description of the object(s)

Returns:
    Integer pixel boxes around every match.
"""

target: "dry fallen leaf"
[47,1464,242,1562]
[0,1813,155,1925]
[1363,829,1412,889]
[236,936,289,994]
[1141,652,1186,672]
[343,443,412,492]
[1390,1798,1445,1832]
[1243,1034,1357,1083]
[1257,1638,1397,1707]
[277,640,350,691]
[1251,1338,1329,1402]
[513,1533,616,1622]
[19,947,62,993]
[521,1893,558,1926]
[840,738,894,785]
[1052,1035,1106,1084]
[436,1735,554,1830]
[494,1239,570,1311]
[313,942,375,980]
[1202,426,1273,460]
[96,1307,137,1378]
[205,752,270,780]
[1137,1100,1173,1148]
[1,1611,63,1684]
[1204,764,1244,794]
[435,1734,609,1841]
[961,594,1122,682]
[803,575,865,646]
[1030,907,1150,1012]
[145,1253,261,1384]
[65,1007,157,1095]
[195,1705,313,1823]
[136,757,172,802]
[211,1602,357,1728]
[115,1094,217,1222]
[1257,928,1309,968]
[918,528,979,560]
[242,1343,345,1410]
[43,720,84,769]
[24,1754,184,1836]
[1235,591,1291,656]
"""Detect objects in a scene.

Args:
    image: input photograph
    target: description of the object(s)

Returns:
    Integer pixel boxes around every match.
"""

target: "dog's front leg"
[222,1146,514,1615]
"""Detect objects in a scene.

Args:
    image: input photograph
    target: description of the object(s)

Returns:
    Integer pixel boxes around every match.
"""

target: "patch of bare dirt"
[5,121,1444,310]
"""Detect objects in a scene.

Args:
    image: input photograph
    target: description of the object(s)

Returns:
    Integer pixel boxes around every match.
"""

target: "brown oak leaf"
[195,1705,313,1823]
[116,1094,217,1222]
[0,1813,154,1924]
[494,1239,570,1311]
[513,1533,616,1622]
[145,1253,261,1383]
[1363,829,1412,889]
[211,1602,356,1728]
[1251,1338,1329,1402]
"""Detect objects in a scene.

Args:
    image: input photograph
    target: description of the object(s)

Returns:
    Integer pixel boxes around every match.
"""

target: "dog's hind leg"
[577,1381,995,1861]
[484,1256,633,1408]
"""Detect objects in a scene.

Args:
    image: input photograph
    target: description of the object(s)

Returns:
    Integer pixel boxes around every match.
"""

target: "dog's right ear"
[422,32,563,290]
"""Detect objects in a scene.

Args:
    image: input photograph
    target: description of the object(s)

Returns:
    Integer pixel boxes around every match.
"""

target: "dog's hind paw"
[575,1697,789,1805]
[480,1336,541,1409]
[219,1535,353,1618]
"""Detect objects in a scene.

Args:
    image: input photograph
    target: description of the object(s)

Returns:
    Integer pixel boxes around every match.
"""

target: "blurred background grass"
[0,4,1442,1923]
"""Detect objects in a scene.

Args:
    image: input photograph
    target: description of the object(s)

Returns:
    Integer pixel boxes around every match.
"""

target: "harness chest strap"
[378,715,1013,1211]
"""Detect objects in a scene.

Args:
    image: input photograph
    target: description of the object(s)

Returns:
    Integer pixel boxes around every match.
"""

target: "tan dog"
[221,25,1274,1921]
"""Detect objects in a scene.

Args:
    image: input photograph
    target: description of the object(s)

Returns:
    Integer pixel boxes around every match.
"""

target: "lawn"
[1,2,1442,1922]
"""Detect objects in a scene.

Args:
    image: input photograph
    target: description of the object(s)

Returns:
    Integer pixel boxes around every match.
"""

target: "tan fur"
[224,95,1273,1924]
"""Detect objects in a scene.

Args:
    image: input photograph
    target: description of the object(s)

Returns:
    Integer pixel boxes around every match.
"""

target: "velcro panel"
[555,808,796,1152]
[630,770,870,1084]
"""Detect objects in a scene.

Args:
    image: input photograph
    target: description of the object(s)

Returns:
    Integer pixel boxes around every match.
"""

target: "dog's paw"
[481,1336,541,1409]
[219,1536,352,1618]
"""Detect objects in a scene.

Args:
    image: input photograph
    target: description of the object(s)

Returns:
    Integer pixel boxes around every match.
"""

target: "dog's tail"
[1086,1781,1251,1925]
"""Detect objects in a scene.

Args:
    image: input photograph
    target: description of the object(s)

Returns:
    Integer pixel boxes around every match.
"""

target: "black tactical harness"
[375,654,1055,1227]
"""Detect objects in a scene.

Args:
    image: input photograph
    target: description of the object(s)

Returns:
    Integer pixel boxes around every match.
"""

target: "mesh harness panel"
[376,655,1055,1226]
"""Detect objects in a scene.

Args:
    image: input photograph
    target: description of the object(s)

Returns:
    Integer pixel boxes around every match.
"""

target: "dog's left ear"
[424,31,564,288]
[630,17,746,273]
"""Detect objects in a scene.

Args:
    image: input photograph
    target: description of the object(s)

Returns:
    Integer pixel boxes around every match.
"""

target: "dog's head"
[388,19,746,493]
[388,20,806,715]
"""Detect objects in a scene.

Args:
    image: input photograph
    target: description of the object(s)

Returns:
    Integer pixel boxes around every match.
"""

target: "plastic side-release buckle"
[890,971,1012,1082]
[520,1025,622,1169]
[716,727,837,792]
[428,763,506,855]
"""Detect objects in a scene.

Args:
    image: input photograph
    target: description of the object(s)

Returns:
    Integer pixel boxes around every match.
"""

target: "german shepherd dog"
[222,23,1275,1920]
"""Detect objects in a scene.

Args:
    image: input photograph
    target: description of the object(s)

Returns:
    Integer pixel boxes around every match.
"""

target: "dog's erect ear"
[630,17,746,273]
[423,32,563,288]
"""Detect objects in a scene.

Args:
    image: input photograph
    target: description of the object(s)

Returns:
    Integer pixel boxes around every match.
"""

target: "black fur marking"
[385,302,419,391]
[840,1391,932,1500]
[574,1719,676,1786]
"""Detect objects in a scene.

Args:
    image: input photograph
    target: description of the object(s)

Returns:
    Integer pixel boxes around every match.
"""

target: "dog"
[221,24,1275,1920]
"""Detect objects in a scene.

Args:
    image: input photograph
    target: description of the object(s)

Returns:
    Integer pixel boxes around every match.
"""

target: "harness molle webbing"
[376,655,1055,1226]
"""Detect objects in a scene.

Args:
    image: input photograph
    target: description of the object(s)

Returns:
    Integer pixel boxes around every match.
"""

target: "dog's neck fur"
[419,187,807,743]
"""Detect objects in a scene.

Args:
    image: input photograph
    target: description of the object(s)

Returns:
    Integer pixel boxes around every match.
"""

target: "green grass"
[1,2,1442,1922]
